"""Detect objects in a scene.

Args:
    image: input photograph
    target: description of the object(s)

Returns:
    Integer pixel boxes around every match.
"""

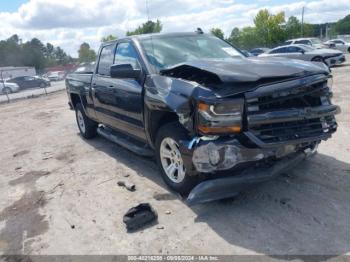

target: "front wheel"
[155,122,200,195]
[75,103,97,139]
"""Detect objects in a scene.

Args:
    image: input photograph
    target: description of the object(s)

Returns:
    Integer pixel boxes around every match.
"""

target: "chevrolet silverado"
[65,32,340,204]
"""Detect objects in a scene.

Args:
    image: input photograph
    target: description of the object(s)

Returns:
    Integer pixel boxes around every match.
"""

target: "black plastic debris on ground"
[123,203,158,232]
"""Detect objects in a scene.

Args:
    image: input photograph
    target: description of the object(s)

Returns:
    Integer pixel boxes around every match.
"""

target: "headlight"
[197,99,244,134]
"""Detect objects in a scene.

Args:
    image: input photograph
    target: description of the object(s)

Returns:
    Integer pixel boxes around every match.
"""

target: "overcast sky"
[0,0,349,57]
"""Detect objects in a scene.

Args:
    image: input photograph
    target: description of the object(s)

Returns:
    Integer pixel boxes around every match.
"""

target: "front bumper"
[325,54,346,66]
[186,151,309,205]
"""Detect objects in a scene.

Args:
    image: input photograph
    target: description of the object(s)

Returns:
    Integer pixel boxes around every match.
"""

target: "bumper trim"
[186,151,307,205]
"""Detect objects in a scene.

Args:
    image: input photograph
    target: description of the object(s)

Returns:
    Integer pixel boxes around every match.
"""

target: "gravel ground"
[0,56,350,256]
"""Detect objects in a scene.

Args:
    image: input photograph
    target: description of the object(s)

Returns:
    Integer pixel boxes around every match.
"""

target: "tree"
[0,34,72,71]
[101,34,118,42]
[211,28,225,39]
[21,38,47,70]
[285,16,301,38]
[334,15,350,34]
[126,20,162,36]
[254,9,286,47]
[78,43,96,63]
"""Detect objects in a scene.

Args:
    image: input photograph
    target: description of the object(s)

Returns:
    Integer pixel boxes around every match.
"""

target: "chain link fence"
[0,81,66,104]
[0,69,66,104]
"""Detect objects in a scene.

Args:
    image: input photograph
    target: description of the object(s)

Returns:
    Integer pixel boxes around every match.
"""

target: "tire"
[155,122,200,195]
[348,47,350,54]
[3,87,12,94]
[75,103,97,139]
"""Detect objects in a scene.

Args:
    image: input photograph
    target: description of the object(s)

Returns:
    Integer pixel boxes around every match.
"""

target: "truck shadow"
[191,153,350,256]
[85,134,350,256]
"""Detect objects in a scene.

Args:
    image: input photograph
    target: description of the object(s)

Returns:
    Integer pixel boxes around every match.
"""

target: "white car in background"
[47,71,65,81]
[0,81,20,94]
[259,44,346,67]
[324,39,350,53]
[284,38,328,49]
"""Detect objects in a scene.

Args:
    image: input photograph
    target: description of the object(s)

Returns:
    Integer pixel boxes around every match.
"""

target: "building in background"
[0,66,36,80]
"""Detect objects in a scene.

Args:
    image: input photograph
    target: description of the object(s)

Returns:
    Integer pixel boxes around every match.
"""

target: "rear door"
[23,76,37,88]
[284,46,304,59]
[92,41,146,141]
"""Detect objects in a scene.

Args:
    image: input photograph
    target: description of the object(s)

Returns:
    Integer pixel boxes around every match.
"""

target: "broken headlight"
[197,99,244,134]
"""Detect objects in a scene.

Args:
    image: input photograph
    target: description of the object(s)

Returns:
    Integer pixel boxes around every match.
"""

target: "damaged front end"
[146,58,340,205]
[176,73,339,205]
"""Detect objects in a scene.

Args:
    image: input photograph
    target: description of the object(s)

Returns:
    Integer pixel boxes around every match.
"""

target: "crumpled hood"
[161,57,329,84]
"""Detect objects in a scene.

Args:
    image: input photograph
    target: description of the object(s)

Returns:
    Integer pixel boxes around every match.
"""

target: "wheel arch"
[147,110,181,148]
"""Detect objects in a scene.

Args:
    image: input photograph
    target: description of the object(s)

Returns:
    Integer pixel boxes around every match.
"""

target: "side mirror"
[110,64,141,79]
[300,50,305,54]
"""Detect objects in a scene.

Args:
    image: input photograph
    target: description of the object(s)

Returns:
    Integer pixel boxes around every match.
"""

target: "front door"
[92,41,146,141]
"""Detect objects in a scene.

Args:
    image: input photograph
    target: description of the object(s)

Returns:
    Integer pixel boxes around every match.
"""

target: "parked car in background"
[324,39,350,53]
[259,44,345,67]
[0,81,20,94]
[250,47,270,56]
[284,38,328,49]
[7,76,50,89]
[47,71,65,81]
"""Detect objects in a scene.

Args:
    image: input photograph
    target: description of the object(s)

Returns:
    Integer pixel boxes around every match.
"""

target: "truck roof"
[101,32,206,46]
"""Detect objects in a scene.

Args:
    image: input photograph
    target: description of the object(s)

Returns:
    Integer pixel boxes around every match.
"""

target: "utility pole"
[301,6,305,37]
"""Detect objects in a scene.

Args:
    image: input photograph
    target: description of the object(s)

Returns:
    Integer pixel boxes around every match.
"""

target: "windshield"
[310,38,322,44]
[139,34,244,70]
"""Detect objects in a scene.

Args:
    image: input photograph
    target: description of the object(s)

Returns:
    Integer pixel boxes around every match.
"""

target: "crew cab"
[66,32,340,204]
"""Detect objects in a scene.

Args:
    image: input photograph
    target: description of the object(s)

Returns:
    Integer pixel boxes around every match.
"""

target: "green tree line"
[0,34,73,71]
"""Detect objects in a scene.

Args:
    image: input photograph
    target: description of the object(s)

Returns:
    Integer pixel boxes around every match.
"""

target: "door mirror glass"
[110,64,141,79]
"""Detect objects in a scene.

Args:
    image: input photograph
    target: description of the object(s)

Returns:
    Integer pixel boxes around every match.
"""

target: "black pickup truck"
[66,32,340,204]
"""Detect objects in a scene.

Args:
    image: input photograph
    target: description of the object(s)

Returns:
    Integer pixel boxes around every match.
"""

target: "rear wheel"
[75,103,97,139]
[155,122,200,195]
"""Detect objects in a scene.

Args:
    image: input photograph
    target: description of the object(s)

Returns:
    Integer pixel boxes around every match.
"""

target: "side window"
[114,42,140,69]
[334,40,344,44]
[24,76,34,81]
[270,47,286,54]
[284,41,292,45]
[287,46,302,53]
[295,40,311,45]
[97,44,115,76]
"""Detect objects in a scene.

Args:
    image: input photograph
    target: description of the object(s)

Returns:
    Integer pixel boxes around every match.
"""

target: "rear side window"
[97,44,115,76]
[286,46,302,53]
[114,42,140,69]
[295,40,311,45]
[270,47,287,54]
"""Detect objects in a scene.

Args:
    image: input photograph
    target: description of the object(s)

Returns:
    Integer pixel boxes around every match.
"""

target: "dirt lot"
[1,57,350,256]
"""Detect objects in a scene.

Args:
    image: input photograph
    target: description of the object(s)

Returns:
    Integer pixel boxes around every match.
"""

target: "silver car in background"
[0,82,20,94]
[284,38,328,49]
[324,39,350,54]
[259,44,346,67]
